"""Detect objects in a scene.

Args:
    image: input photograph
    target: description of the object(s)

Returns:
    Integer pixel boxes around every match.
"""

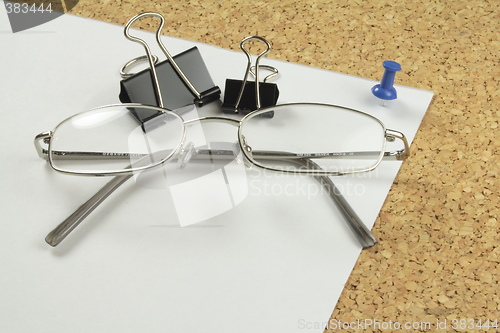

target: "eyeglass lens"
[239,104,386,174]
[49,105,185,174]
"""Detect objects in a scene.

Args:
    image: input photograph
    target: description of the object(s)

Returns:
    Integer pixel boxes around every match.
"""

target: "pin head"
[382,60,402,72]
[371,60,402,102]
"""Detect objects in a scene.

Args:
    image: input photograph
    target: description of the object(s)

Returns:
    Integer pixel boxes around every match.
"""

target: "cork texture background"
[65,0,499,332]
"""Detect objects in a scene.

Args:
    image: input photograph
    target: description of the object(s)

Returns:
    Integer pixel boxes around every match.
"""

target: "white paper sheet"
[0,10,433,333]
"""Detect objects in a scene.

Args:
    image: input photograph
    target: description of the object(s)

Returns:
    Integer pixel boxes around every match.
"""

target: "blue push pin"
[372,60,401,106]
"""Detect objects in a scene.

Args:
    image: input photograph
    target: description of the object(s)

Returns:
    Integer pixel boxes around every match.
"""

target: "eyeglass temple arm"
[44,149,238,246]
[289,158,376,248]
[197,150,376,248]
[35,143,374,248]
[307,130,410,247]
[316,175,376,247]
[44,174,132,246]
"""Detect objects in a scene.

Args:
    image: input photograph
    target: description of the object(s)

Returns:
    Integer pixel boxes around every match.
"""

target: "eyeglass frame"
[35,103,409,176]
[34,102,409,249]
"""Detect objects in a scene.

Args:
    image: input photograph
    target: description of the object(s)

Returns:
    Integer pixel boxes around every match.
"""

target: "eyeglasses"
[34,102,409,248]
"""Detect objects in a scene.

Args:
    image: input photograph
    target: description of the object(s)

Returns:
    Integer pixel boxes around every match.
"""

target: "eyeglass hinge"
[34,131,52,160]
[387,149,408,160]
[385,129,410,161]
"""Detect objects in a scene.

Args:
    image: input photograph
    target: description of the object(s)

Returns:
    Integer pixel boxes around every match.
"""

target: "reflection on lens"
[239,103,386,174]
[49,105,185,174]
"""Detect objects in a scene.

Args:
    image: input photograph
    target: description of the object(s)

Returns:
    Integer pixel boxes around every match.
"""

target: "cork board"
[2,0,499,332]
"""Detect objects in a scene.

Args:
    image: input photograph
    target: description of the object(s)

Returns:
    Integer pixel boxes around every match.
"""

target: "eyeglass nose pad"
[176,141,195,169]
[237,153,254,170]
[236,137,254,170]
[242,158,254,170]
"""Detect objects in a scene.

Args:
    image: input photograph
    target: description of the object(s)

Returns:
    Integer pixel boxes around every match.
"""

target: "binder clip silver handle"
[123,12,202,108]
[250,64,279,83]
[234,36,271,111]
[120,55,159,79]
[222,36,279,116]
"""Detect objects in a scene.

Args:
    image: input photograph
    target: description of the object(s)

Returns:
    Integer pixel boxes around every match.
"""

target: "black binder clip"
[118,12,220,121]
[222,36,279,117]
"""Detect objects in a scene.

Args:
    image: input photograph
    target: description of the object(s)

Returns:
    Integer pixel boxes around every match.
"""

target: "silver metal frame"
[34,102,409,248]
[49,104,186,176]
[239,103,392,176]
[35,103,408,176]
